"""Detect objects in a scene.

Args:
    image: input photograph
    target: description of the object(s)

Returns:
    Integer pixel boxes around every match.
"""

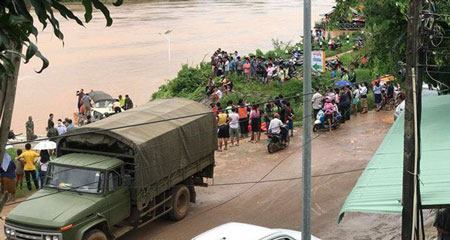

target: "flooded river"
[13,0,335,134]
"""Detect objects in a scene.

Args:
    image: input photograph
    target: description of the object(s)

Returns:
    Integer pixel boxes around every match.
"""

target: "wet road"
[119,111,400,239]
[0,111,400,239]
[13,0,335,133]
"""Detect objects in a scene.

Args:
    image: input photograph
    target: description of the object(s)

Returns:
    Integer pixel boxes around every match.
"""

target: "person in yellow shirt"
[16,143,40,191]
[216,108,230,151]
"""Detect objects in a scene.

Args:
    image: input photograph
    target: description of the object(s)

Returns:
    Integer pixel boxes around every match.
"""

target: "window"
[108,167,122,192]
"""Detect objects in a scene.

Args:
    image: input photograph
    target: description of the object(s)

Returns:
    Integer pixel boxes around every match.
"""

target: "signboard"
[312,50,326,73]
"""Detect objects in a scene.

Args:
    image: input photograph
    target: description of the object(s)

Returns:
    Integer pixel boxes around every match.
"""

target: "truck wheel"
[83,229,108,240]
[169,185,190,221]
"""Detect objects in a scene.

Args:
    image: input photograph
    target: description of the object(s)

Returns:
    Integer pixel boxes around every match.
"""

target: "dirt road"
[121,111,400,239]
[0,111,403,239]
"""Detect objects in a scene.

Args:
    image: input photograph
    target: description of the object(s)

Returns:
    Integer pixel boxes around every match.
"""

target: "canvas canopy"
[339,95,450,222]
[58,98,217,209]
[88,91,114,103]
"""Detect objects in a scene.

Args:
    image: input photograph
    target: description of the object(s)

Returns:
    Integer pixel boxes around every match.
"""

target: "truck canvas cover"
[58,98,217,209]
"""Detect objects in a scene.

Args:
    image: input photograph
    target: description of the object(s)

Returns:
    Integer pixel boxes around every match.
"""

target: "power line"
[7,92,311,146]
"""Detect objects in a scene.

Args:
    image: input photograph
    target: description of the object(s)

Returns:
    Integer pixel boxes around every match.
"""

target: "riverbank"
[13,0,335,134]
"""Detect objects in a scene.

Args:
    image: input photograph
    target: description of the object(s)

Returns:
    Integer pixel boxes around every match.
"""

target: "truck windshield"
[45,165,104,194]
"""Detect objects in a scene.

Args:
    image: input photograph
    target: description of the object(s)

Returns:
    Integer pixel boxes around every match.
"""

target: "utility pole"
[402,0,422,239]
[302,0,312,239]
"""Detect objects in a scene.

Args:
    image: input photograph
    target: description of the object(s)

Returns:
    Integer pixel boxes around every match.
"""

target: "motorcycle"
[267,126,290,153]
[313,113,341,132]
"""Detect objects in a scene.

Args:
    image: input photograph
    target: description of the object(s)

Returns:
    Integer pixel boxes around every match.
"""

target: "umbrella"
[33,140,57,150]
[335,80,352,88]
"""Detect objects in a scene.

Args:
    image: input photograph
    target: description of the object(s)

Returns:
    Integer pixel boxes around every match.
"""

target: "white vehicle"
[89,90,123,121]
[192,222,320,240]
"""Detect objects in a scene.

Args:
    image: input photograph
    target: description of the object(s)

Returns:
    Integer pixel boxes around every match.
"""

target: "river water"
[13,0,335,134]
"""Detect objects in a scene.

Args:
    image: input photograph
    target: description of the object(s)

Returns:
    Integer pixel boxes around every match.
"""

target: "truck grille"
[5,224,63,240]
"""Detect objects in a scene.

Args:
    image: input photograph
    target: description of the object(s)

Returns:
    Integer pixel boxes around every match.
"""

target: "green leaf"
[91,0,113,27]
[81,0,93,23]
[51,0,84,27]
[29,0,48,29]
[24,42,37,63]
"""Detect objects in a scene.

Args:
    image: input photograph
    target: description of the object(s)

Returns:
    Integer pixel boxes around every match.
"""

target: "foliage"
[0,0,122,78]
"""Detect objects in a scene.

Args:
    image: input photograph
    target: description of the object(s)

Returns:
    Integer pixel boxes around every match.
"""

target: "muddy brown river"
[13,0,334,134]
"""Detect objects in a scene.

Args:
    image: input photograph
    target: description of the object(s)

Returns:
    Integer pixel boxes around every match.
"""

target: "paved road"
[122,111,399,240]
[0,111,400,240]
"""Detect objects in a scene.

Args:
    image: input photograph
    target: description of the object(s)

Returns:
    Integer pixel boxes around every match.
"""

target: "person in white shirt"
[352,86,361,115]
[56,119,67,135]
[359,83,368,113]
[269,113,284,135]
[228,108,240,146]
[311,89,323,118]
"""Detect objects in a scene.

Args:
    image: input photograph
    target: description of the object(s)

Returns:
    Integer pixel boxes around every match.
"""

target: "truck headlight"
[10,229,15,236]
[53,236,60,240]
[5,227,10,235]
[45,236,52,240]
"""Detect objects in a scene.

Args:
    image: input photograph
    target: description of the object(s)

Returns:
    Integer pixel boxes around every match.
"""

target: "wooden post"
[402,0,422,239]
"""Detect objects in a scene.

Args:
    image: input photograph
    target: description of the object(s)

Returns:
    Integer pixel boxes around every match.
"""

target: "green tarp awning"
[339,95,450,222]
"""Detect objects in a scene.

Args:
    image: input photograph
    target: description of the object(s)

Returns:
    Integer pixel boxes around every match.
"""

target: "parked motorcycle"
[267,126,290,153]
[313,115,341,132]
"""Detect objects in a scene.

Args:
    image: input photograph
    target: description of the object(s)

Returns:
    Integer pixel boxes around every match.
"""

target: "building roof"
[339,94,450,222]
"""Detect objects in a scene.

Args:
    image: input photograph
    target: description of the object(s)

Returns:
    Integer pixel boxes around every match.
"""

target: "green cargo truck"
[5,99,217,240]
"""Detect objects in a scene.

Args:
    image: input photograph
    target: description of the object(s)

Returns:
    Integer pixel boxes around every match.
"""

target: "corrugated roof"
[339,94,450,222]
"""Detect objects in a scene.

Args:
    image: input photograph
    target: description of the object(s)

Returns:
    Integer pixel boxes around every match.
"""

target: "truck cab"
[5,153,131,240]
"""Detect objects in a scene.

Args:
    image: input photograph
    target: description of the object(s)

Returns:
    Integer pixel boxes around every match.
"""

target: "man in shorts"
[228,108,240,146]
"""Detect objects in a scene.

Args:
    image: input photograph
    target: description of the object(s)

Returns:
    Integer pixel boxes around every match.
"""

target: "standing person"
[216,108,230,151]
[352,86,361,115]
[266,63,275,83]
[284,102,294,137]
[38,150,50,188]
[47,113,55,130]
[250,56,257,78]
[228,108,240,146]
[16,143,39,191]
[373,81,383,111]
[76,89,85,111]
[124,95,134,110]
[236,56,243,75]
[312,89,323,119]
[238,99,249,139]
[25,116,37,141]
[339,87,352,122]
[359,83,368,113]
[118,95,125,108]
[15,149,24,190]
[1,152,16,201]
[243,58,251,81]
[434,208,450,240]
[264,103,273,133]
[81,93,92,116]
[56,119,67,135]
[249,104,261,143]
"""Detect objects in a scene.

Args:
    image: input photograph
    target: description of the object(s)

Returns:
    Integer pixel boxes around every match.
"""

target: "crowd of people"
[312,78,404,130]
[207,49,297,99]
[1,143,51,201]
[211,96,294,151]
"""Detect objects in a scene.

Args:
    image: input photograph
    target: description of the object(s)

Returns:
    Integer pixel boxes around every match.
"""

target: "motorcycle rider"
[268,113,287,143]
